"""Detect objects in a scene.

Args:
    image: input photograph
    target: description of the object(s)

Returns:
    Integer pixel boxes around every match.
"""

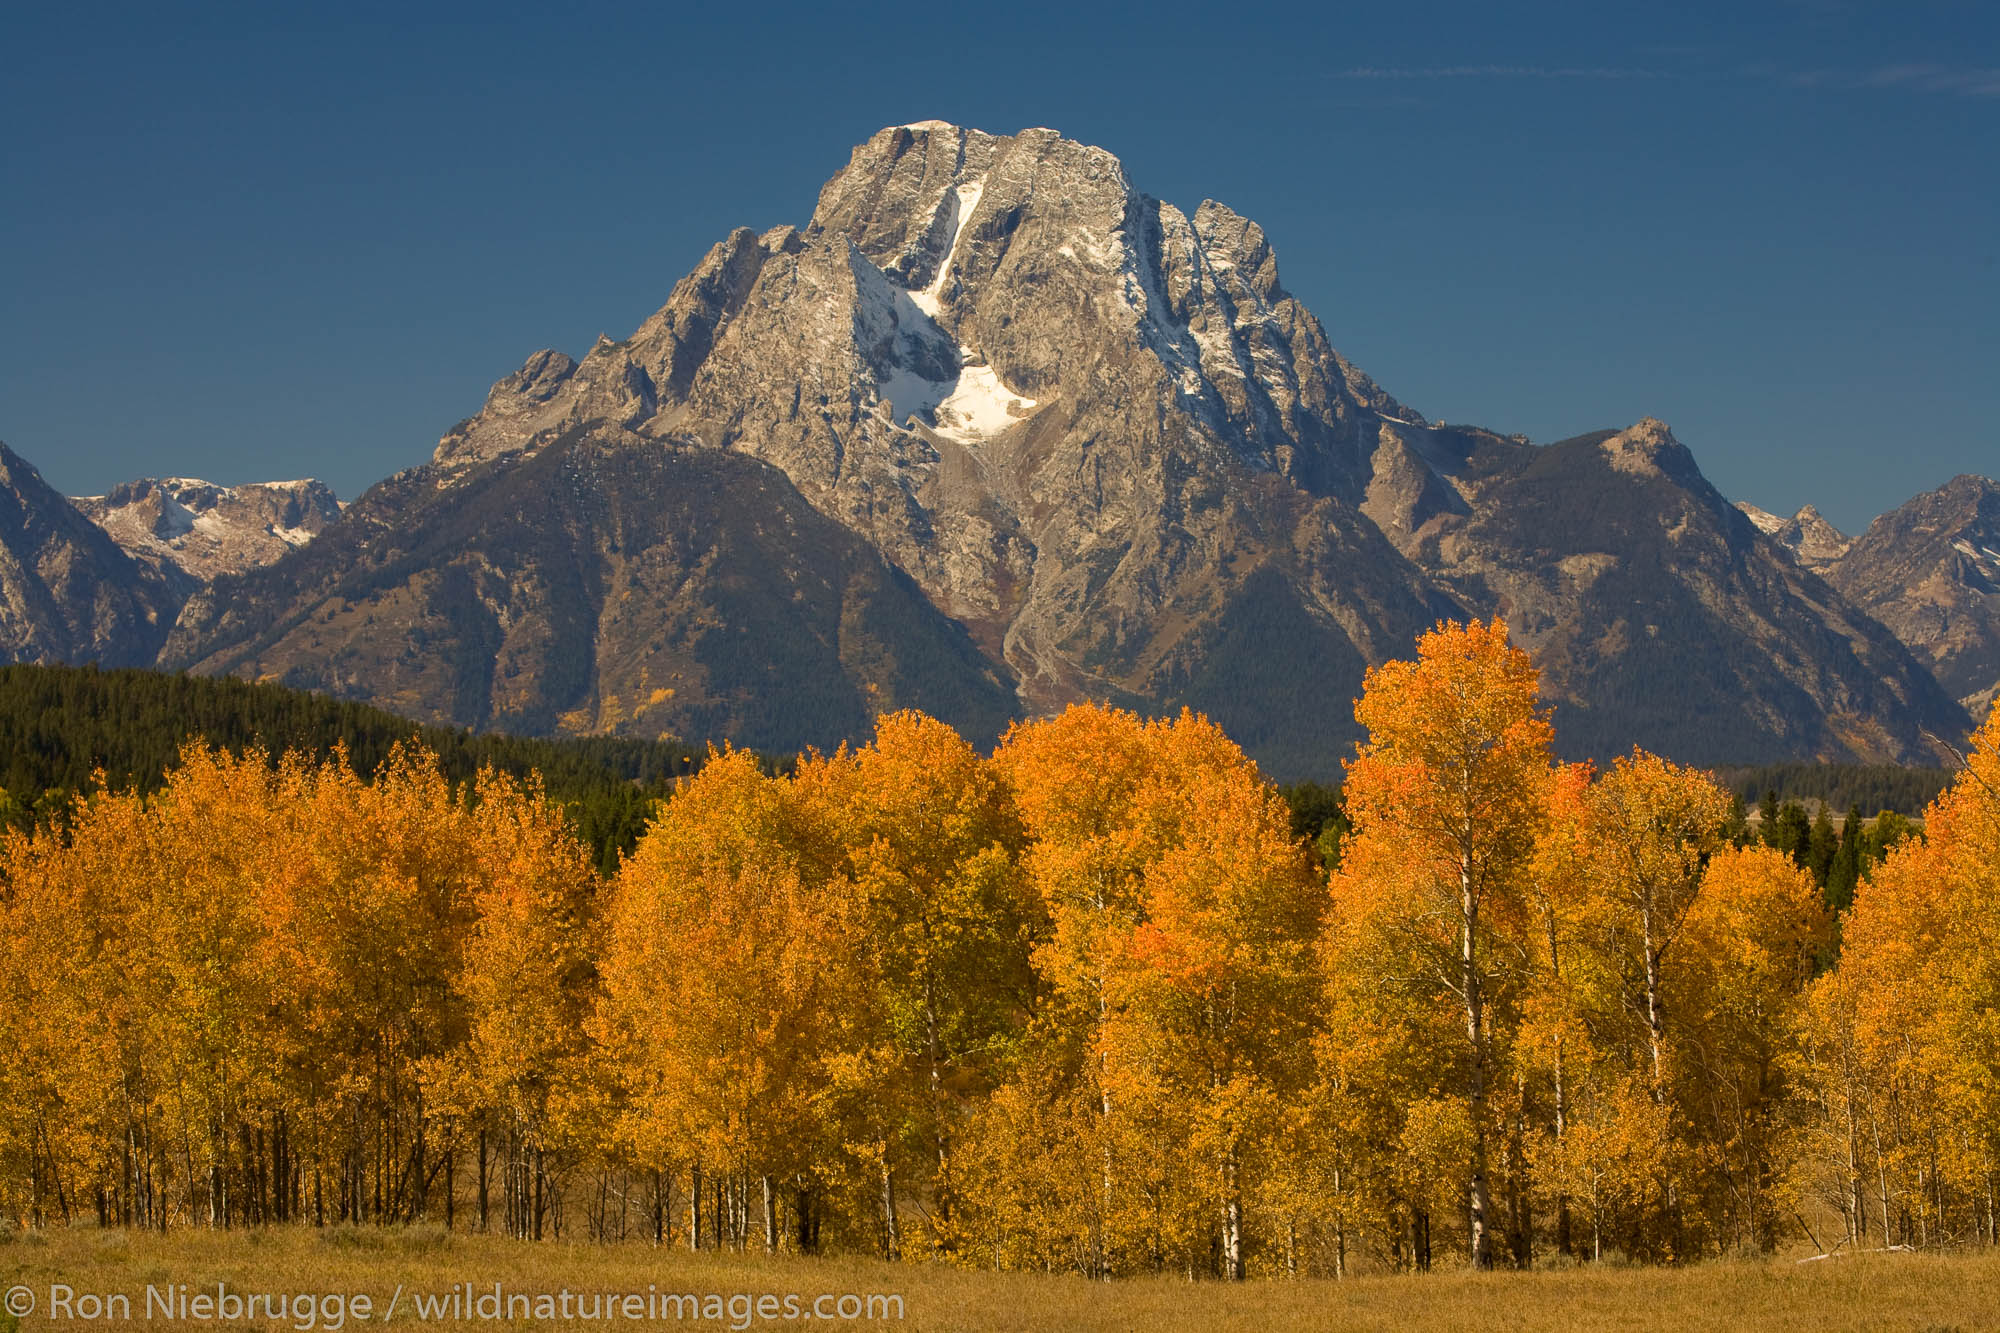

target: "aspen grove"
[3,620,1997,1278]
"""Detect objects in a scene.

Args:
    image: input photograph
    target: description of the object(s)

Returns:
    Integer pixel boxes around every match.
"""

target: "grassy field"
[3,1227,1999,1331]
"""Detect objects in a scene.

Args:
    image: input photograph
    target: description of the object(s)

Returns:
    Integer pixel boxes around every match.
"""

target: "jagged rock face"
[75,476,342,586]
[1737,501,1851,571]
[1830,475,2000,718]
[1366,418,1971,764]
[412,122,1450,770]
[165,429,1018,751]
[165,123,1975,773]
[0,441,175,666]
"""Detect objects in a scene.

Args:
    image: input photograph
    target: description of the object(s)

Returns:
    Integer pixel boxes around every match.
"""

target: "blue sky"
[3,1,1993,533]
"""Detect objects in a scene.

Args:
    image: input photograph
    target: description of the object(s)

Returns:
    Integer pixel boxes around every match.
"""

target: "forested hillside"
[0,664,700,869]
[1715,761,1951,817]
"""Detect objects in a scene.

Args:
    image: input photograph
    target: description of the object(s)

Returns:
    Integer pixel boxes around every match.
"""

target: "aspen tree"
[794,712,1035,1258]
[1328,619,1552,1269]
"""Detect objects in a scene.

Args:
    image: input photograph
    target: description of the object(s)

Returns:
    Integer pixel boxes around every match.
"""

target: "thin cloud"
[1334,65,1664,81]
[1790,63,2000,98]
[1335,61,2000,99]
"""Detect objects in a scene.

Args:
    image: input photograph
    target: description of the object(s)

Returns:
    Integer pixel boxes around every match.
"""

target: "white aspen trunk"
[1641,903,1667,1100]
[882,1162,900,1261]
[1871,1116,1892,1245]
[1221,1147,1244,1281]
[1334,1164,1348,1279]
[688,1165,702,1251]
[1096,960,1112,1282]
[1462,848,1496,1270]
[1844,1092,1865,1242]
[920,964,952,1248]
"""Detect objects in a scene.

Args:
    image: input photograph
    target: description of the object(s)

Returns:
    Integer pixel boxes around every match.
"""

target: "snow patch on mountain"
[854,222,1039,443]
[909,181,984,319]
[75,476,343,584]
[877,348,1038,444]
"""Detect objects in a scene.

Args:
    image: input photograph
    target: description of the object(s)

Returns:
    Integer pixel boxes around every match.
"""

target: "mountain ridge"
[0,439,179,667]
[74,475,343,587]
[6,123,1985,775]
[1826,474,2000,718]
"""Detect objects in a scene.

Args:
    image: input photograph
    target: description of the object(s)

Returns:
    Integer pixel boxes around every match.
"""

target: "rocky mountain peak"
[1736,499,1852,571]
[75,475,343,585]
[433,123,1410,494]
[0,440,176,665]
[1830,473,2000,715]
[1784,504,1851,566]
[156,125,1976,774]
[1600,417,1699,482]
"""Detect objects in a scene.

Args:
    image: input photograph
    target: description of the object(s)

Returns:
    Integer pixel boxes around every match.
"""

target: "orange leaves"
[1800,697,2000,1233]
[597,745,870,1179]
[1323,619,1845,1263]
[1589,750,1733,930]
[973,705,1324,1274]
[1338,619,1552,959]
[1325,617,1553,1075]
[1685,845,1826,1010]
[0,737,618,1230]
[1347,618,1553,848]
[15,631,1995,1268]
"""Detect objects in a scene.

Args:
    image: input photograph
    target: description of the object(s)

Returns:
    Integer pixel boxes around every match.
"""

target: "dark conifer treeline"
[0,664,700,870]
[1715,761,1950,817]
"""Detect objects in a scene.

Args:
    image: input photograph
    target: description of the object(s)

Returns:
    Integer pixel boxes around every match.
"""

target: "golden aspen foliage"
[979,702,1158,1277]
[1673,845,1827,1250]
[11,656,2000,1281]
[1323,618,1553,1271]
[972,705,1322,1279]
[1516,761,1609,1260]
[1101,713,1324,1279]
[596,746,869,1250]
[1586,750,1734,1101]
[0,741,506,1232]
[1792,701,2000,1250]
[0,786,147,1226]
[790,712,1035,1259]
[442,769,609,1236]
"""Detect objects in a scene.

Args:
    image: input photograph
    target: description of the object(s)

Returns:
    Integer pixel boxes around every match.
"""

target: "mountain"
[1828,475,2000,719]
[154,123,1973,773]
[168,123,1455,771]
[0,440,176,666]
[1369,418,1966,764]
[1736,502,1851,572]
[74,476,342,588]
[162,435,1021,756]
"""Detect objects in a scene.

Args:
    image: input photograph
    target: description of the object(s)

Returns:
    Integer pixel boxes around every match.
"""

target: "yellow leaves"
[452,770,603,1145]
[15,632,1997,1268]
[598,744,871,1178]
[0,736,622,1228]
[1531,1078,1675,1219]
[1685,845,1826,1010]
[1347,618,1553,850]
[1589,750,1733,918]
[976,705,1326,1273]
[1811,694,2000,1212]
[1396,1098,1476,1212]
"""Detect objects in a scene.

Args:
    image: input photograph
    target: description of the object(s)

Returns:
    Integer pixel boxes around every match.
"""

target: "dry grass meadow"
[3,1227,1999,1332]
